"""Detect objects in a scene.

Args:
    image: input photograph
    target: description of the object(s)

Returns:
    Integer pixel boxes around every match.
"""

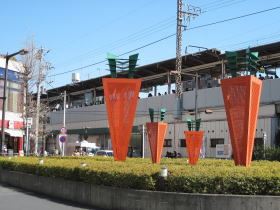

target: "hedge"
[0,156,279,195]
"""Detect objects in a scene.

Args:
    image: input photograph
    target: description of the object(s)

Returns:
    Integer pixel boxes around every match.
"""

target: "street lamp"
[0,49,28,154]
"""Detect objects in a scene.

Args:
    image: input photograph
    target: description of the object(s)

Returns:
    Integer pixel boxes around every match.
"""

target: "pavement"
[0,183,101,210]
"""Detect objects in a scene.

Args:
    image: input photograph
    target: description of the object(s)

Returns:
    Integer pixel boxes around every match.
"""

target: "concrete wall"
[47,79,280,157]
[183,78,280,110]
[48,104,277,157]
[49,78,280,128]
[49,93,177,127]
[0,169,279,210]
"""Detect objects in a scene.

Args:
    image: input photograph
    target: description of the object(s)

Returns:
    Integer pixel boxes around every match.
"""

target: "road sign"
[27,117,32,125]
[59,135,67,143]
[60,126,67,135]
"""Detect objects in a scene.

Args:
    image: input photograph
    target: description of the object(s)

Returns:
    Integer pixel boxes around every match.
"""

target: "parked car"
[95,150,113,157]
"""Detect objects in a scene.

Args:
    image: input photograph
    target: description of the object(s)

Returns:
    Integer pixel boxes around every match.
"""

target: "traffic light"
[160,109,166,122]
[246,48,259,75]
[107,53,117,78]
[149,108,154,122]
[225,51,238,77]
[187,119,192,131]
[128,54,139,79]
[226,49,260,77]
[195,119,201,131]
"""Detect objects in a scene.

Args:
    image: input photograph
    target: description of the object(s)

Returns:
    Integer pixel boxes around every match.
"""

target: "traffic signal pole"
[195,72,198,122]
[62,90,66,157]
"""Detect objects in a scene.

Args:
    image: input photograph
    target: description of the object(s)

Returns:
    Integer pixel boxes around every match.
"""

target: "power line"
[203,0,249,13]
[201,0,247,11]
[53,0,250,70]
[188,6,280,30]
[49,6,280,78]
[54,16,176,68]
[54,0,157,56]
[199,0,236,8]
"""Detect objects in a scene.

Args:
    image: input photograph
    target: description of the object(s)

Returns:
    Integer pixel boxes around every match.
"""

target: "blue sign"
[59,135,67,143]
[0,68,23,82]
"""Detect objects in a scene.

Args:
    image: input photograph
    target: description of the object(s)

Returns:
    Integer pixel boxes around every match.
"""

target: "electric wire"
[49,6,280,77]
[204,1,249,13]
[54,0,248,69]
[55,16,176,68]
[55,0,157,56]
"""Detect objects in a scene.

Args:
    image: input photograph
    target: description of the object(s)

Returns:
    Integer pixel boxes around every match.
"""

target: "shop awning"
[4,129,24,137]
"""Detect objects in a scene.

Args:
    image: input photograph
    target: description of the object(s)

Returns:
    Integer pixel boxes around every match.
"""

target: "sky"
[0,0,280,90]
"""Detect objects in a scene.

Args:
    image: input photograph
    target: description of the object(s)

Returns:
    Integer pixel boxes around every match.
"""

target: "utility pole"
[194,72,198,122]
[175,0,183,99]
[175,0,201,118]
[62,90,66,156]
[34,48,50,155]
[34,48,43,155]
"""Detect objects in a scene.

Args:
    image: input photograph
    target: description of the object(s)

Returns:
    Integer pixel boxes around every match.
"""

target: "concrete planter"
[0,169,279,210]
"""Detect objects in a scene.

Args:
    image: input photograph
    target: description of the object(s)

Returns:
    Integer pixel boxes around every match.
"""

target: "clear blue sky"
[0,0,280,89]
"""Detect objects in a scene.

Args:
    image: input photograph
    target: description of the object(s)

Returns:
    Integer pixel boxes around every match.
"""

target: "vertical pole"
[93,88,96,105]
[174,2,200,120]
[195,73,198,122]
[175,0,183,120]
[221,59,225,79]
[35,48,43,155]
[167,72,171,94]
[26,125,29,156]
[142,124,145,158]
[173,123,177,152]
[42,115,46,157]
[1,56,9,154]
[154,86,157,96]
[63,90,66,127]
[62,90,66,156]
[34,80,41,155]
[175,0,183,98]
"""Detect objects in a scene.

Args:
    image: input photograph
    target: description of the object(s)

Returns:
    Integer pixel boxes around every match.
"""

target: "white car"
[95,150,113,157]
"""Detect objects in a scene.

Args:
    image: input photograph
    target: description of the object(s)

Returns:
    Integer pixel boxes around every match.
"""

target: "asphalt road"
[0,183,101,210]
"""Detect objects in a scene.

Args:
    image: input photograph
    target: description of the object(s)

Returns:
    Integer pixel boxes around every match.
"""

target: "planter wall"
[0,169,279,210]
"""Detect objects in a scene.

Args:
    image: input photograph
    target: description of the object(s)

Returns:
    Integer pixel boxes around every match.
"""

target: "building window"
[164,139,172,147]
[210,138,224,148]
[254,138,264,147]
[180,139,186,147]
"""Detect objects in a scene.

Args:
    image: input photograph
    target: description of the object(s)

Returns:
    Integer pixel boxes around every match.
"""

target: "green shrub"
[0,157,279,195]
[253,146,280,161]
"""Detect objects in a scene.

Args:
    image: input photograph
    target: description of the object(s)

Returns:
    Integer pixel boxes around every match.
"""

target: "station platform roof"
[45,41,280,98]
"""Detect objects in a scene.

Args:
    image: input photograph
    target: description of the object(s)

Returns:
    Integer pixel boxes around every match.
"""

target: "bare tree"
[18,38,53,155]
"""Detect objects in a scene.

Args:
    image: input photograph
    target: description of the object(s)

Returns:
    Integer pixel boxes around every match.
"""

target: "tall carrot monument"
[146,108,167,164]
[184,118,204,165]
[221,48,262,166]
[103,53,141,161]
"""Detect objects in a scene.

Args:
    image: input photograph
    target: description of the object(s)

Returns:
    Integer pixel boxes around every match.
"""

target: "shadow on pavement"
[0,182,104,210]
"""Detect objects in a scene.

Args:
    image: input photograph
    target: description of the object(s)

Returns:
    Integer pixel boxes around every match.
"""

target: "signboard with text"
[216,144,231,159]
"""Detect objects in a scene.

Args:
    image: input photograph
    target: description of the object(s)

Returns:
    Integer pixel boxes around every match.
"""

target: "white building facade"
[47,78,280,157]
